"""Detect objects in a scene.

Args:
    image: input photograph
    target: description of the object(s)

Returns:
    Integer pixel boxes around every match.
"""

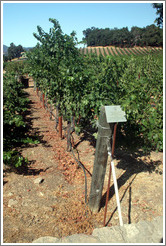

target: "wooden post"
[40,91,42,102]
[89,106,113,213]
[67,116,75,152]
[42,93,45,108]
[67,121,72,152]
[55,106,59,130]
[103,123,117,226]
[50,104,52,120]
[59,116,63,139]
[34,81,36,91]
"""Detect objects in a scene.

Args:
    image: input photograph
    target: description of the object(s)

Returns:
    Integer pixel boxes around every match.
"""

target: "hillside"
[80,46,163,57]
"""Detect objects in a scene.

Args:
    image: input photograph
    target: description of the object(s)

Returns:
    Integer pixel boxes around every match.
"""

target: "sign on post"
[105,105,127,123]
[89,105,126,213]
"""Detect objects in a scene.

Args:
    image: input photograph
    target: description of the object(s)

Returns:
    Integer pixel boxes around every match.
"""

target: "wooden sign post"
[89,105,126,214]
[89,106,113,213]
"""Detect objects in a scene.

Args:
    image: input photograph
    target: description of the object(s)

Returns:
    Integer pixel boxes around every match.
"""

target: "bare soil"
[107,47,114,56]
[3,80,163,243]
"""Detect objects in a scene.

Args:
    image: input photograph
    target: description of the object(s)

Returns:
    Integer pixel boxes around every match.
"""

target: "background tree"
[142,24,163,47]
[152,3,163,28]
[16,45,24,58]
[8,43,16,60]
[3,54,8,62]
[82,24,163,47]
[8,43,24,60]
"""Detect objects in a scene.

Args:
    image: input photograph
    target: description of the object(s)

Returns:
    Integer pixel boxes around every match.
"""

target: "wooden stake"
[67,121,72,152]
[103,123,117,226]
[42,93,45,108]
[89,106,113,213]
[50,104,52,120]
[59,116,63,139]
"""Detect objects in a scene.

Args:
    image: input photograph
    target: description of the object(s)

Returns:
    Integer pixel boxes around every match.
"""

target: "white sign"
[105,105,127,123]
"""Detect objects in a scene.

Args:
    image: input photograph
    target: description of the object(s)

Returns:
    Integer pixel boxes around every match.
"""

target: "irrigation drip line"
[82,129,96,138]
[69,136,88,205]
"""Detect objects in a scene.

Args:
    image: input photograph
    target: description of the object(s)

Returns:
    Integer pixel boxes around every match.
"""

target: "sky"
[2,1,159,48]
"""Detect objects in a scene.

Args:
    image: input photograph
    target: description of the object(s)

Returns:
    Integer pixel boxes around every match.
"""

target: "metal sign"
[105,105,127,123]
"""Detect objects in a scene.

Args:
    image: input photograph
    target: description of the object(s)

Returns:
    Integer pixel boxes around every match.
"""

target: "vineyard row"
[3,18,163,172]
[25,18,163,152]
[79,46,163,57]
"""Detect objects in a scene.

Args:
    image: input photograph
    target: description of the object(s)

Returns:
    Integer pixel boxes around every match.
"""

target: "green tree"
[130,26,143,46]
[83,23,162,47]
[16,45,24,58]
[8,43,24,60]
[83,27,99,46]
[3,54,8,62]
[8,43,16,60]
[152,3,163,28]
[142,24,163,46]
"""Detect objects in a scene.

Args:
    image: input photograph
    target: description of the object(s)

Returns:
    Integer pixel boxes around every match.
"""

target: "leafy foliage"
[4,60,26,75]
[118,55,163,150]
[152,3,163,28]
[7,43,24,60]
[82,24,163,47]
[3,62,39,168]
[27,18,163,151]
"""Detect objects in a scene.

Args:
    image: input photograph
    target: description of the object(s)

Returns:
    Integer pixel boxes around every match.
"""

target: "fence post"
[59,116,63,139]
[42,93,45,108]
[40,91,42,102]
[67,121,72,152]
[89,106,113,213]
[50,104,52,120]
[34,81,36,91]
[67,116,75,151]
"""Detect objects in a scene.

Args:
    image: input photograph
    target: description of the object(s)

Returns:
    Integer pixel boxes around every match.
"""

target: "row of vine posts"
[31,78,126,226]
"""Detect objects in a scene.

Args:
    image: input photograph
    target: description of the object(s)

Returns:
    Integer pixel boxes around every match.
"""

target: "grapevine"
[3,61,39,168]
[26,18,163,151]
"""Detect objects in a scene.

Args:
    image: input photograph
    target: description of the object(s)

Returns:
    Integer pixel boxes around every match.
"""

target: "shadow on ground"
[99,148,162,225]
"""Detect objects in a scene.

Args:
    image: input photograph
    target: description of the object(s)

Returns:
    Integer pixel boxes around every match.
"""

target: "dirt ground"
[3,79,163,243]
